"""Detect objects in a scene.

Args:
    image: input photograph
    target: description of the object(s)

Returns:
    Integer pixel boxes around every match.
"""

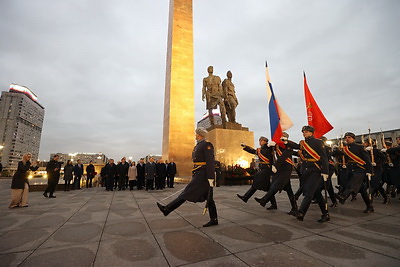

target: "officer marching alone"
[156,127,218,227]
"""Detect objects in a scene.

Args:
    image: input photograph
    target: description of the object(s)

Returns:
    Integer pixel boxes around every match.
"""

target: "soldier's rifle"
[203,176,215,215]
[367,124,374,201]
[381,128,393,166]
[339,131,346,168]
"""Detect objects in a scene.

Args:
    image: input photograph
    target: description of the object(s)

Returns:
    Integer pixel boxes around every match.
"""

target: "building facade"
[49,152,108,165]
[0,84,45,171]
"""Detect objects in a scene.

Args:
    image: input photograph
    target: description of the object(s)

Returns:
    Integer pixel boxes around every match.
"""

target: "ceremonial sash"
[343,146,366,165]
[300,140,321,161]
[276,146,295,166]
[257,148,271,164]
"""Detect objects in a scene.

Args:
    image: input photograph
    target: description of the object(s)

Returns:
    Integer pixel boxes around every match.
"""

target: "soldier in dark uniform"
[236,136,276,209]
[157,127,218,227]
[384,137,400,198]
[335,132,374,213]
[363,140,389,204]
[254,132,298,214]
[290,126,330,223]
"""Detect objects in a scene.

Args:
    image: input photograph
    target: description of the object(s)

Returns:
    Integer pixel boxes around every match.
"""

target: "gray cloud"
[0,0,399,161]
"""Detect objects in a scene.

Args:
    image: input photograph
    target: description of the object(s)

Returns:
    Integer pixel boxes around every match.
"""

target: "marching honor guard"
[156,127,218,227]
[335,132,374,213]
[254,132,298,214]
[290,126,330,223]
[237,136,276,209]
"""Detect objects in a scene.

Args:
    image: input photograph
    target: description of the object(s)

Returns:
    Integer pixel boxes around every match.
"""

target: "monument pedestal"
[207,123,254,168]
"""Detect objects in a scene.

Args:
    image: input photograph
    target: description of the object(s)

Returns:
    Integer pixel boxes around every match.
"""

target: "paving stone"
[20,244,97,267]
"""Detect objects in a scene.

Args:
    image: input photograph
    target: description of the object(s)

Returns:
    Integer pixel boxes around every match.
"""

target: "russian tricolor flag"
[266,61,293,146]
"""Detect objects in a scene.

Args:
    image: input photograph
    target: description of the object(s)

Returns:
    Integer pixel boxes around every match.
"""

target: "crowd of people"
[100,157,177,192]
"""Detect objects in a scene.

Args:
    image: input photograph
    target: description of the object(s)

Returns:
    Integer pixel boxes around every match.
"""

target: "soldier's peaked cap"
[301,125,314,133]
[344,132,356,139]
[195,127,208,137]
[259,136,268,142]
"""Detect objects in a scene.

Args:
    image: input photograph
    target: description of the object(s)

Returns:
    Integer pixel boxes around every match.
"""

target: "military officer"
[157,127,218,227]
[254,132,298,214]
[335,132,374,213]
[290,126,330,223]
[236,136,276,209]
[363,140,389,204]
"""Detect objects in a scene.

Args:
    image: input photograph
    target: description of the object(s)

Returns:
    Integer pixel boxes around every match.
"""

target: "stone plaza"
[0,178,399,266]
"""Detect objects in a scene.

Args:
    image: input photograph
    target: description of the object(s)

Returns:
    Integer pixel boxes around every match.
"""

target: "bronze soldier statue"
[222,70,239,123]
[202,66,226,125]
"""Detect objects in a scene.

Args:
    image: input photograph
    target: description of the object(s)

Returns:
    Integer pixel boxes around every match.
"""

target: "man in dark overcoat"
[157,127,218,227]
[44,154,62,198]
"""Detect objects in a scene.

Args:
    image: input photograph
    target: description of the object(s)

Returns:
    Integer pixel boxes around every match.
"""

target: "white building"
[49,152,108,165]
[0,84,45,171]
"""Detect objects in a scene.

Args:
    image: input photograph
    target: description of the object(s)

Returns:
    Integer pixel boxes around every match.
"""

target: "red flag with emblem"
[303,71,333,138]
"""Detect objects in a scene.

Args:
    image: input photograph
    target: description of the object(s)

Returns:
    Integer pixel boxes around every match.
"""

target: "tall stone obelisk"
[162,0,194,177]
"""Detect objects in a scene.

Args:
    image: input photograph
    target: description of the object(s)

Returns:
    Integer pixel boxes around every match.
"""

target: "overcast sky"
[0,0,399,161]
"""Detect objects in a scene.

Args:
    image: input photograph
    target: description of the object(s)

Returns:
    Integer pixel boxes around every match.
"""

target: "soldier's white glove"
[208,179,215,187]
[389,163,394,167]
[342,164,347,169]
[365,146,373,151]
[322,174,328,181]
[268,141,276,147]
[381,148,387,152]
[371,162,376,167]
[332,145,339,149]
[271,165,277,173]
[366,173,372,181]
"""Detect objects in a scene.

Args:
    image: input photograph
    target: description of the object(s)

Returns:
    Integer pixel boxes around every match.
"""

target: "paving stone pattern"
[0,179,399,266]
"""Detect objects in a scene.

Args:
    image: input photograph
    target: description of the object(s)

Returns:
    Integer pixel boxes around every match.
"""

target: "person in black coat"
[136,158,146,190]
[237,136,275,208]
[86,161,95,188]
[72,159,84,190]
[145,157,156,190]
[254,132,298,214]
[167,159,177,188]
[9,153,39,208]
[335,132,374,213]
[290,126,330,223]
[363,140,389,204]
[157,127,218,227]
[156,159,167,190]
[104,159,117,191]
[117,157,129,190]
[44,154,62,198]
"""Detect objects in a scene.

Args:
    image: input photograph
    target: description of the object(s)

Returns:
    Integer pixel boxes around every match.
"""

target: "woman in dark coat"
[9,153,39,208]
[63,160,74,191]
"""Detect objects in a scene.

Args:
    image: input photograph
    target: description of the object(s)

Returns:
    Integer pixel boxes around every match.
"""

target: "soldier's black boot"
[318,213,330,223]
[335,189,351,204]
[157,198,185,216]
[237,187,257,203]
[360,190,374,213]
[316,196,330,223]
[288,196,298,215]
[296,196,312,221]
[203,201,218,227]
[379,187,390,204]
[266,196,277,210]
